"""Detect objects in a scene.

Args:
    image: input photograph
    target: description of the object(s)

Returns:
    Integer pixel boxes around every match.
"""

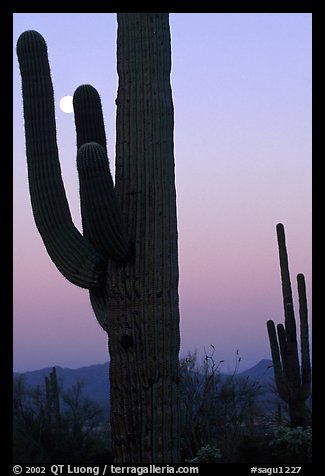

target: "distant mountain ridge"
[14,362,111,408]
[237,359,274,382]
[14,359,275,409]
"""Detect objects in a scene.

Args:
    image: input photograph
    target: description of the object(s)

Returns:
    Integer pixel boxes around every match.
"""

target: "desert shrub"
[186,444,222,463]
[269,426,312,463]
[13,372,112,463]
[179,349,263,462]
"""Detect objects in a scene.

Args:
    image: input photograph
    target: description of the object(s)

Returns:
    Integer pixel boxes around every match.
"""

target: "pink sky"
[13,13,312,372]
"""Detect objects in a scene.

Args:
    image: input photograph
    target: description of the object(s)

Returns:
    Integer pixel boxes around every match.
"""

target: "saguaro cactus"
[44,367,62,436]
[267,223,311,428]
[17,13,180,463]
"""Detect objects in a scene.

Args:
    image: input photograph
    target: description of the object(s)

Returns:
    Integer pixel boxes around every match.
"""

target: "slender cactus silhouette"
[17,13,180,462]
[45,367,62,436]
[267,224,311,428]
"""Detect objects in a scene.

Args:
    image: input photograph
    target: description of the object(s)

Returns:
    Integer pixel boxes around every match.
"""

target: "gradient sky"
[13,13,312,373]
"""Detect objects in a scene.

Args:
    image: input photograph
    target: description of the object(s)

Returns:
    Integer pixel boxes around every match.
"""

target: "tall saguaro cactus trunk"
[267,224,311,428]
[109,14,180,462]
[17,13,180,463]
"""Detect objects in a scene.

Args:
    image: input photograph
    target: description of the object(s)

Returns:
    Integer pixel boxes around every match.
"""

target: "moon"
[59,96,74,113]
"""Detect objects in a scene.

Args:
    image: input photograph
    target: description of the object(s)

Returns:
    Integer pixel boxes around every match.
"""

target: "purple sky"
[13,13,312,372]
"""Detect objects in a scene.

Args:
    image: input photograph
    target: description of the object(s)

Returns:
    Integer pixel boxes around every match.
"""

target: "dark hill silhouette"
[14,362,110,408]
[14,359,276,409]
[237,359,274,382]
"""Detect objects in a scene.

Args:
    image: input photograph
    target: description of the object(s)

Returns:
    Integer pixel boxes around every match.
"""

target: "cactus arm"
[16,30,107,289]
[267,320,289,401]
[297,273,311,399]
[276,224,301,387]
[77,143,129,261]
[276,223,294,314]
[73,85,107,152]
[267,320,282,370]
[73,85,129,261]
[276,324,289,377]
[88,288,109,332]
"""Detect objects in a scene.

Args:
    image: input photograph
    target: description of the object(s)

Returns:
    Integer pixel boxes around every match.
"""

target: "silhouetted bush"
[13,371,112,463]
[269,426,312,464]
[186,444,222,463]
[179,349,264,462]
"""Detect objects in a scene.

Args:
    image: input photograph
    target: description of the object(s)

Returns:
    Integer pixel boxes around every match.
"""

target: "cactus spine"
[17,13,180,463]
[267,224,311,428]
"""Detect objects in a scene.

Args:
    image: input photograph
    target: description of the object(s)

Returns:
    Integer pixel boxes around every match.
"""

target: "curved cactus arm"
[297,273,311,398]
[16,30,107,289]
[267,320,289,401]
[77,143,129,261]
[73,85,107,152]
[89,288,109,332]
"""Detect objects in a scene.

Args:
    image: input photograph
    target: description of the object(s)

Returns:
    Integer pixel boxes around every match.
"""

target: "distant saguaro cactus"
[16,13,180,463]
[45,367,62,436]
[267,224,311,428]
